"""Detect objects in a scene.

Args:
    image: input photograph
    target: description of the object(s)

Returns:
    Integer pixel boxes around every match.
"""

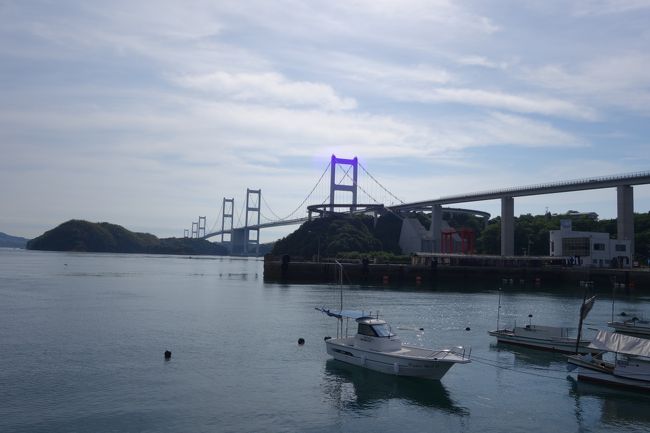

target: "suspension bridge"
[184,155,417,255]
[184,156,650,257]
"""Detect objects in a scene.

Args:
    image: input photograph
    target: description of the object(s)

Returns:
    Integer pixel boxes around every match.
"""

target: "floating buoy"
[298,338,305,345]
[465,327,471,331]
[164,350,172,359]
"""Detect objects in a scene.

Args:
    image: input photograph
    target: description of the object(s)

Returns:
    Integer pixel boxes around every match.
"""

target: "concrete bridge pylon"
[244,188,261,256]
[330,155,358,213]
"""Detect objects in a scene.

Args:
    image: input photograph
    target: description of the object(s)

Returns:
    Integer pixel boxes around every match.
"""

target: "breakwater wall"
[263,256,650,292]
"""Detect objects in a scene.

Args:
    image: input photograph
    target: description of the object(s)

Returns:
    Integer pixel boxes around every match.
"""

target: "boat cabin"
[354,317,402,352]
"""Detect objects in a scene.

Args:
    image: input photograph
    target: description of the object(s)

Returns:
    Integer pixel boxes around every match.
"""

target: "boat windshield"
[372,323,392,337]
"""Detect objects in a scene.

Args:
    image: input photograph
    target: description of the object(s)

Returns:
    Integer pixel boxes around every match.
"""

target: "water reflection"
[488,343,565,368]
[322,359,469,415]
[568,376,650,427]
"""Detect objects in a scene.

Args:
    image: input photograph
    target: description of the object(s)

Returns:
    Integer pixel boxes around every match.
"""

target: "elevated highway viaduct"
[389,171,650,256]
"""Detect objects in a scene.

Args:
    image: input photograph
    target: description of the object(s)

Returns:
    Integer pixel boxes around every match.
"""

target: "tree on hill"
[272,215,382,258]
[476,212,650,261]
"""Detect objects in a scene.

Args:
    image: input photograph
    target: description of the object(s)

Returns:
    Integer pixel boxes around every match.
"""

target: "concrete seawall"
[263,256,650,292]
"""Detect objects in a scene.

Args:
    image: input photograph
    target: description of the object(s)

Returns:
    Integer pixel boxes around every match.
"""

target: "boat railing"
[448,346,471,360]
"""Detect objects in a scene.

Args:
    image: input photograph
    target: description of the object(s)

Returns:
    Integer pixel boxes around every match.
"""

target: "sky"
[1,0,650,242]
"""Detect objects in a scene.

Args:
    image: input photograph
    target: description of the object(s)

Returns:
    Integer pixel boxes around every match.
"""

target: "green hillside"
[0,232,29,248]
[27,220,227,255]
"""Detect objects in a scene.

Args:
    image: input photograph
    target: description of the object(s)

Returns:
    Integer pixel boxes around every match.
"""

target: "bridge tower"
[245,188,261,255]
[221,198,234,243]
[191,221,198,238]
[198,216,206,238]
[329,155,358,213]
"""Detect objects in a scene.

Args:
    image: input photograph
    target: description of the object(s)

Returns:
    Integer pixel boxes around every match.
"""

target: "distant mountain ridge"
[27,220,228,255]
[0,232,29,248]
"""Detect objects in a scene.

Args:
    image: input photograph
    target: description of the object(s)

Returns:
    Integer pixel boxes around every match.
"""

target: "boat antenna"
[496,288,502,331]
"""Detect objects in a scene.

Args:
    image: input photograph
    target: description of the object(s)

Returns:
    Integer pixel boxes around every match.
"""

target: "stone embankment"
[263,255,650,292]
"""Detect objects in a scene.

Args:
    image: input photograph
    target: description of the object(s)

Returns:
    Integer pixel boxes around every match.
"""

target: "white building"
[549,220,631,268]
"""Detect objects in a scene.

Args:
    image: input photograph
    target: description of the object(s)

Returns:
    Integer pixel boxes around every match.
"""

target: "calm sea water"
[1,249,649,433]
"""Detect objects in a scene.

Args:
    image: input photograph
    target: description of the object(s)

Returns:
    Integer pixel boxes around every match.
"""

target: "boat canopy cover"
[588,330,650,357]
[315,307,373,320]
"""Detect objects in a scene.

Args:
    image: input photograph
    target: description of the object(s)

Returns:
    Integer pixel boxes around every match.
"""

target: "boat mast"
[335,260,343,338]
[575,290,588,354]
[575,292,595,355]
[611,285,615,323]
[497,288,502,331]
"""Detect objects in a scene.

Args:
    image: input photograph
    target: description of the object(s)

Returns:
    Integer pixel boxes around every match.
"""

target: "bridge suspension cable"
[235,201,246,228]
[339,162,404,220]
[358,162,405,205]
[207,207,222,234]
[260,161,332,222]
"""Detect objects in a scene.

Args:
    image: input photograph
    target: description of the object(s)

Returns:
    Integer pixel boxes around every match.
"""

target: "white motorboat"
[608,317,650,337]
[317,308,470,380]
[488,292,598,354]
[567,330,650,392]
[488,325,596,354]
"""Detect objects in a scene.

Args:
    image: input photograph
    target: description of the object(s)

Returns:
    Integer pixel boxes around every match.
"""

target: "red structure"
[441,228,476,254]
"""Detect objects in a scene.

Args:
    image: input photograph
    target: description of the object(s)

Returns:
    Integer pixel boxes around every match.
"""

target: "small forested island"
[271,213,406,261]
[0,232,29,248]
[27,220,227,256]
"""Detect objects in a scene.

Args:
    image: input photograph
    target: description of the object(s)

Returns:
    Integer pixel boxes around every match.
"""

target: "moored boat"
[488,291,598,354]
[608,317,650,337]
[567,330,650,392]
[488,325,596,354]
[317,308,470,380]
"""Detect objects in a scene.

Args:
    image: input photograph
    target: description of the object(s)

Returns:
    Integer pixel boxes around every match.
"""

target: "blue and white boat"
[316,308,470,380]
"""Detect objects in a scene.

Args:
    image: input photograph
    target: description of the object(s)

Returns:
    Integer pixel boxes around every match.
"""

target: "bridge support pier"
[617,185,634,257]
[501,197,514,256]
[429,204,442,253]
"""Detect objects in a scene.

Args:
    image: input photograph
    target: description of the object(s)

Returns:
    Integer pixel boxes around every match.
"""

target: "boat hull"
[488,330,594,354]
[568,356,650,392]
[608,321,650,337]
[325,338,468,380]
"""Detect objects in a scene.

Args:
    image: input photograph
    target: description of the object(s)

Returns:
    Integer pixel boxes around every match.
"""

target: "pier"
[263,254,650,291]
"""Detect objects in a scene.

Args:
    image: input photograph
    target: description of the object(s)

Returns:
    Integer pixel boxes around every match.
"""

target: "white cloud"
[393,87,598,120]
[523,52,650,115]
[320,52,453,86]
[571,0,650,15]
[455,55,509,69]
[175,71,357,111]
